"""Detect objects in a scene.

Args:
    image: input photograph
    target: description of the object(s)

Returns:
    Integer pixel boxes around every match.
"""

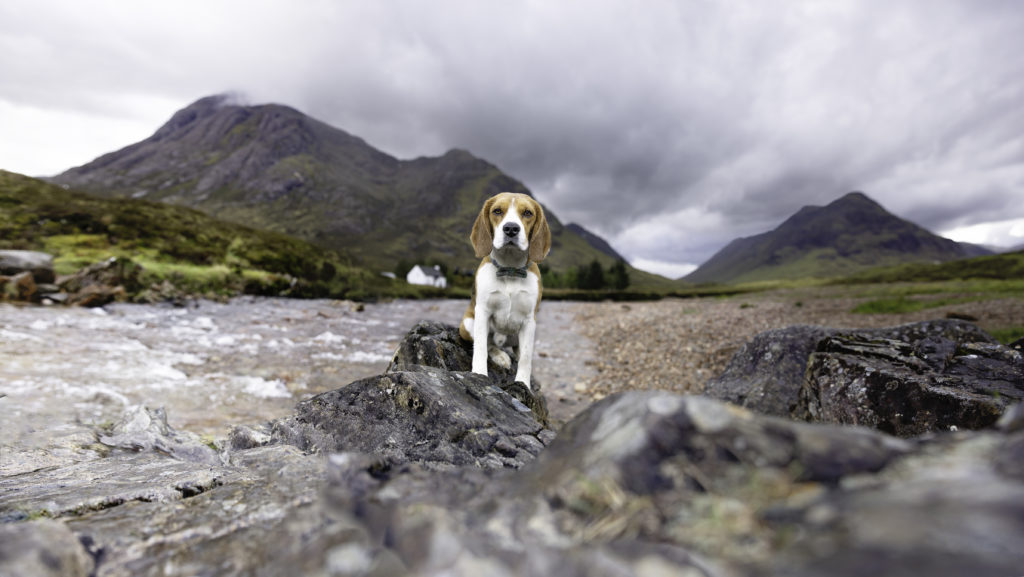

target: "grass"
[851,295,979,315]
[0,170,406,300]
[990,327,1024,345]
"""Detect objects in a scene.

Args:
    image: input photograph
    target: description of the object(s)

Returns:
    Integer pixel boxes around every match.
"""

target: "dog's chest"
[479,269,537,334]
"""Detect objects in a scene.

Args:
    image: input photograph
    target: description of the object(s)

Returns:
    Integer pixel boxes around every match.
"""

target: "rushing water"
[1,297,593,473]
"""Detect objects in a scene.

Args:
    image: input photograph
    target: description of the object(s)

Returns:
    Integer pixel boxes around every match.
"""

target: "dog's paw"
[489,348,512,369]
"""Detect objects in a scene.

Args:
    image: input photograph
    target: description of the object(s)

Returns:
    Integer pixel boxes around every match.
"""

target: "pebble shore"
[565,288,1024,405]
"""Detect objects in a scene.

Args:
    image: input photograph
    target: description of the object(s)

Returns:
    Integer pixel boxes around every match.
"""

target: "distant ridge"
[685,192,991,284]
[565,223,626,262]
[51,94,627,274]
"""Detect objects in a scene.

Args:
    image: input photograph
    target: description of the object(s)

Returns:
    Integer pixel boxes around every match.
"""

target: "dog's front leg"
[471,302,490,376]
[514,316,536,387]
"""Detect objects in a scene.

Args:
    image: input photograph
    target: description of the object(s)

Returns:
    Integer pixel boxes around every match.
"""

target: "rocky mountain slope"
[51,95,627,276]
[685,192,991,284]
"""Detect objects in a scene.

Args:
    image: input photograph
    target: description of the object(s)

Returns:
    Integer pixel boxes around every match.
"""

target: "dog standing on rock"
[460,192,551,388]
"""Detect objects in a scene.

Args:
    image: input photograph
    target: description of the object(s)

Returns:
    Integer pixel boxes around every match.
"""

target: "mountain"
[565,223,626,262]
[51,95,627,276]
[684,192,992,284]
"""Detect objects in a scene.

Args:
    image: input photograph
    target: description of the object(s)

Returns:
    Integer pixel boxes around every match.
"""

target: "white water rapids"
[1,297,593,475]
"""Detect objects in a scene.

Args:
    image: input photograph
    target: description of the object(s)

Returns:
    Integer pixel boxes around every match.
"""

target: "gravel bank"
[561,288,1024,413]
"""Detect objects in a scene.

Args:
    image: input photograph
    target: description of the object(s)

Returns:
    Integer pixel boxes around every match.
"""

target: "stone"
[98,405,221,465]
[388,319,550,426]
[302,392,1024,576]
[706,320,1024,436]
[59,256,143,307]
[796,322,1024,436]
[268,368,551,469]
[5,390,1024,576]
[0,249,56,284]
[703,325,833,417]
[0,519,94,577]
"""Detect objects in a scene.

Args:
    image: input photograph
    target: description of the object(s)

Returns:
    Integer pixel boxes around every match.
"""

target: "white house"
[406,265,447,288]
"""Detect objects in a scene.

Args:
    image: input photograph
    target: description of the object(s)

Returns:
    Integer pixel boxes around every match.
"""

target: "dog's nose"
[503,222,520,237]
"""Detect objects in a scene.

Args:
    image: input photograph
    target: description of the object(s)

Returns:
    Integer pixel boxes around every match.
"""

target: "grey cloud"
[3,0,1024,269]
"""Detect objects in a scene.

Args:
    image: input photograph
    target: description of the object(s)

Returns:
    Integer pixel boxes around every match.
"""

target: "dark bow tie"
[495,265,529,278]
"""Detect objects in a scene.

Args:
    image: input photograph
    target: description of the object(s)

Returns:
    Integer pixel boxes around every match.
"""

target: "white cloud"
[631,258,699,280]
[940,218,1024,248]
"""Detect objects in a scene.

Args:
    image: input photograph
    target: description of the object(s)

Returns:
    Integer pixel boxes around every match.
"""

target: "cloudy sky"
[3,0,1023,277]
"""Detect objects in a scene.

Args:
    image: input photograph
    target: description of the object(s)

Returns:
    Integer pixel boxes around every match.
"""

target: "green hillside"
[0,170,396,299]
[839,249,1024,284]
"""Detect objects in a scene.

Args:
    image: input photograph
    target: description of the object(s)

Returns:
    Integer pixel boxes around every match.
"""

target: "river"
[0,298,595,475]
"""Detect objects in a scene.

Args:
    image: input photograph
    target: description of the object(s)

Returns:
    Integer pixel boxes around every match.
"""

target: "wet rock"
[796,322,1024,436]
[388,319,550,426]
[5,389,1024,576]
[704,325,833,417]
[99,405,221,465]
[0,519,94,577]
[0,249,55,284]
[300,392,1024,576]
[269,368,551,469]
[59,257,143,307]
[706,320,1024,436]
[1,270,38,302]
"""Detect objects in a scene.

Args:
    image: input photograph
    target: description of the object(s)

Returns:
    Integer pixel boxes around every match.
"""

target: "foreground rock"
[259,369,552,469]
[387,319,550,426]
[4,320,1024,576]
[705,319,1024,435]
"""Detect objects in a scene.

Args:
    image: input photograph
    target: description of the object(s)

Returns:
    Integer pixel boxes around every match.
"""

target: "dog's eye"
[522,209,533,218]
[492,208,503,216]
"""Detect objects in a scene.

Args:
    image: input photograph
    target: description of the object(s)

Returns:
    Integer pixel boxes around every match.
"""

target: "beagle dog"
[460,192,551,388]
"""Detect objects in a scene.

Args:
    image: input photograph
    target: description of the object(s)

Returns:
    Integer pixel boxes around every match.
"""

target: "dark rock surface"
[58,257,143,307]
[703,324,834,417]
[387,319,550,425]
[265,369,551,469]
[4,320,1024,576]
[706,319,1024,436]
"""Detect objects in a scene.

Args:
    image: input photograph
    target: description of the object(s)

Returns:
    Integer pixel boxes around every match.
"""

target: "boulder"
[703,325,833,417]
[0,249,55,284]
[797,329,1024,436]
[388,319,550,425]
[706,319,1024,436]
[59,257,143,307]
[98,405,221,465]
[1,271,38,302]
[5,386,1024,576]
[0,520,94,577]
[265,369,552,470]
[294,392,1024,576]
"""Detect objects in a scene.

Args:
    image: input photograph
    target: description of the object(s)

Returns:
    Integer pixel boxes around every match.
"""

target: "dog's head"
[471,192,551,263]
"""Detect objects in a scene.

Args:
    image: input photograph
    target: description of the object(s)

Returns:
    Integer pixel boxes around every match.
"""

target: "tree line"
[541,259,630,290]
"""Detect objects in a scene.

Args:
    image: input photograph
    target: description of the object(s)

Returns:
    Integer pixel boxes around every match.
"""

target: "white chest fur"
[477,263,539,335]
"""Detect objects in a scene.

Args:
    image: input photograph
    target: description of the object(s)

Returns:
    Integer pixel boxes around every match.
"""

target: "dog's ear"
[528,201,551,263]
[471,198,495,258]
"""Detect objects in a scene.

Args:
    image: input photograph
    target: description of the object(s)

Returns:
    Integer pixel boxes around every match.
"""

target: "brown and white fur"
[460,192,551,387]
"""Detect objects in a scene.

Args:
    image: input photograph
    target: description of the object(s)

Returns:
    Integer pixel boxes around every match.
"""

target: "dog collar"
[495,265,529,278]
